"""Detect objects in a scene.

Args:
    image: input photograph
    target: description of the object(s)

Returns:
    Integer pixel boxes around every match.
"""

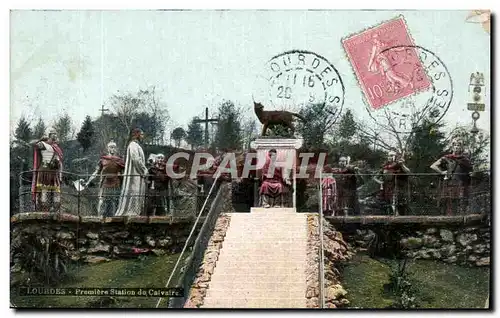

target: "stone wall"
[184,214,232,308]
[345,223,490,267]
[11,213,197,268]
[306,215,354,308]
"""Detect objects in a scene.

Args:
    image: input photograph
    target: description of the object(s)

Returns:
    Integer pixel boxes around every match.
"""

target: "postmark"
[363,46,453,133]
[261,50,345,124]
[342,16,431,110]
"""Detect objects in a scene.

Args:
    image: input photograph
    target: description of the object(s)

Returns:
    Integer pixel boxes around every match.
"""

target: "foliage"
[171,127,187,148]
[76,115,95,152]
[267,124,294,138]
[385,258,418,308]
[449,125,490,169]
[33,118,47,140]
[185,117,204,149]
[297,103,336,149]
[337,108,357,141]
[406,115,447,173]
[214,100,242,151]
[109,87,170,146]
[11,231,73,285]
[241,118,258,150]
[53,113,73,143]
[14,116,32,142]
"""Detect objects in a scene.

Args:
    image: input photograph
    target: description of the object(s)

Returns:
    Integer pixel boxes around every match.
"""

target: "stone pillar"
[250,138,304,209]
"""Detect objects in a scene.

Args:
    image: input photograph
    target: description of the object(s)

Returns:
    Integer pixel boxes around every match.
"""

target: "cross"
[194,107,219,149]
[99,104,110,116]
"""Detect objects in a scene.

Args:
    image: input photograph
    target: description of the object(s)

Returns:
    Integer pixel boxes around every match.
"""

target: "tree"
[448,125,490,169]
[14,116,32,143]
[76,115,95,152]
[186,117,204,150]
[337,108,357,141]
[214,100,242,151]
[171,127,187,148]
[297,103,336,150]
[241,118,258,150]
[110,87,170,145]
[53,113,72,143]
[32,118,47,139]
[406,116,447,173]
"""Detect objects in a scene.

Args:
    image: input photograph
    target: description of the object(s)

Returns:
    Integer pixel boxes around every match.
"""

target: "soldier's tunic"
[332,167,359,215]
[95,155,125,216]
[438,153,472,215]
[31,140,63,210]
[146,160,176,216]
[378,162,409,215]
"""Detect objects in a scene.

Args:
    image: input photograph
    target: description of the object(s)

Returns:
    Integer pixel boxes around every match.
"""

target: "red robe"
[259,154,285,197]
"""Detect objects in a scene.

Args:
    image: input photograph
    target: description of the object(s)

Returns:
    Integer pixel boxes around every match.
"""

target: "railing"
[318,170,326,308]
[315,171,490,216]
[155,176,225,308]
[16,170,201,217]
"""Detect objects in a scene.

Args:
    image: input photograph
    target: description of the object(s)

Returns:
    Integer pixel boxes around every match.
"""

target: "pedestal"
[250,138,304,209]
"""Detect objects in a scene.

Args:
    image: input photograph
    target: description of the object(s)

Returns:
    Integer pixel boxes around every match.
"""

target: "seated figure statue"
[258,148,291,208]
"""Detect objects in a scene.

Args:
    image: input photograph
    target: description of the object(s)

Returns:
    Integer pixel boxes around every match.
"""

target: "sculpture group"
[29,103,475,217]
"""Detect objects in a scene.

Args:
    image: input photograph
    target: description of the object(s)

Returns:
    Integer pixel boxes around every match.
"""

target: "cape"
[31,141,63,201]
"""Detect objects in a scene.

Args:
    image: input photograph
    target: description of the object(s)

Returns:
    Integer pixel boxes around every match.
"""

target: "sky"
[10,10,491,138]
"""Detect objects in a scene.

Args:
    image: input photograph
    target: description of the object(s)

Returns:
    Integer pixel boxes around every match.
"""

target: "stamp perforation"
[341,14,432,113]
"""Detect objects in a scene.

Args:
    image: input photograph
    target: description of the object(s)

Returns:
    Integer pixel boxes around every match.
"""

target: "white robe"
[114,140,148,216]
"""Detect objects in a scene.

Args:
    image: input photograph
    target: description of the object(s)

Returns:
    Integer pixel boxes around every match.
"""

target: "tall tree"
[406,116,447,173]
[14,116,32,142]
[186,117,204,150]
[214,100,242,151]
[53,113,72,143]
[32,118,47,139]
[297,103,336,150]
[337,108,357,141]
[241,118,258,150]
[76,115,95,152]
[171,127,187,148]
[110,87,170,145]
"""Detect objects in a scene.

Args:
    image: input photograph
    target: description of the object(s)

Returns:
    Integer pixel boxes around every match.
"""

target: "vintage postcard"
[10,10,491,309]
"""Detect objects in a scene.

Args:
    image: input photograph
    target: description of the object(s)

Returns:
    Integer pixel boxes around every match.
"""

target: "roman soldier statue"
[31,129,64,212]
[430,139,473,215]
[146,153,171,216]
[85,141,125,216]
[332,156,361,216]
[373,151,411,215]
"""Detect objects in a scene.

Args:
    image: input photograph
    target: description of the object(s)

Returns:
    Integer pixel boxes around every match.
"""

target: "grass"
[11,252,189,308]
[342,253,490,309]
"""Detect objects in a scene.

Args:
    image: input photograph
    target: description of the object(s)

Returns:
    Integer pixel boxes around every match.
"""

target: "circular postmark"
[260,50,345,124]
[365,45,453,133]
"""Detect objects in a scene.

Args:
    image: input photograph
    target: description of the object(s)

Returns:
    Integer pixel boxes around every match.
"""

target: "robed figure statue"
[115,128,148,216]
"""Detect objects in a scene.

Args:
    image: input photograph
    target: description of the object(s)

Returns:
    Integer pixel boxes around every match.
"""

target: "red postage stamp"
[342,16,432,110]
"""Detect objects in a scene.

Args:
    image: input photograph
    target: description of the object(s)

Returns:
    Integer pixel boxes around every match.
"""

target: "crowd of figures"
[27,125,484,217]
[29,128,185,216]
[245,139,481,217]
[320,139,478,216]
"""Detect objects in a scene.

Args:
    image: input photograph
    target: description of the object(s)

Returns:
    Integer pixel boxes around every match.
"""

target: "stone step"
[205,288,305,300]
[202,297,307,308]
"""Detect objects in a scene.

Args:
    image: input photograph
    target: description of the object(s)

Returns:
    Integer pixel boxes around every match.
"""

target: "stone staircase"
[202,208,308,308]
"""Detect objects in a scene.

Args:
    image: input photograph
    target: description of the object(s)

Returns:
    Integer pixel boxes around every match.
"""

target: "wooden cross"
[194,107,219,149]
[99,104,110,116]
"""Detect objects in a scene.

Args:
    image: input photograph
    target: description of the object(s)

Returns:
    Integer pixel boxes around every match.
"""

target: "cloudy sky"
[10,10,490,137]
